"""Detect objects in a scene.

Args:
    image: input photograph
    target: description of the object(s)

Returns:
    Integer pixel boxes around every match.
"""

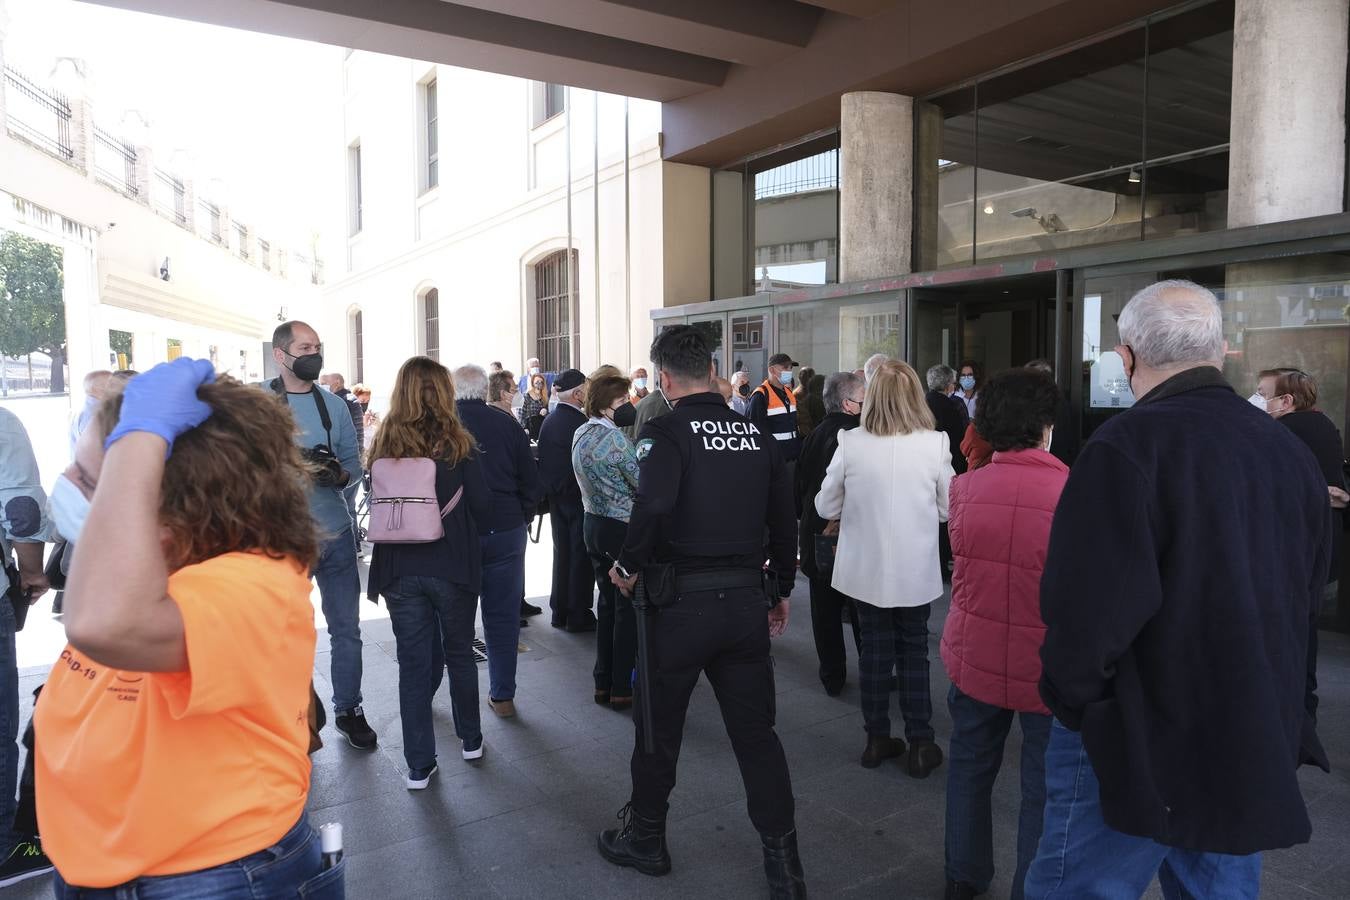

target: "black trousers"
[631,585,795,837]
[548,497,594,624]
[584,513,636,696]
[808,576,861,687]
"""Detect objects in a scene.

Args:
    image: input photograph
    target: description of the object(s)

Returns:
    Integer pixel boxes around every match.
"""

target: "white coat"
[814,427,953,608]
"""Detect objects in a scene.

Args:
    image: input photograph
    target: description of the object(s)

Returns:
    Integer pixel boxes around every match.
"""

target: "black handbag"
[813,533,838,579]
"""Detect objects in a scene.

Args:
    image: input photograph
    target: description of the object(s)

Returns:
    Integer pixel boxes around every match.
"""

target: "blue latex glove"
[105,358,216,453]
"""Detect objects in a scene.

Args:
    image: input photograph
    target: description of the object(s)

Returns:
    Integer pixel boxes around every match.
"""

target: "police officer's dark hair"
[649,325,712,385]
[975,369,1060,452]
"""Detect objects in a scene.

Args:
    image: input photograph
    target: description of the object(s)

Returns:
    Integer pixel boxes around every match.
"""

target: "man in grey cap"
[536,368,597,631]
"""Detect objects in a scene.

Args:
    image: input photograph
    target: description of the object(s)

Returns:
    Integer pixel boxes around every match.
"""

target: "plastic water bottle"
[319,822,343,870]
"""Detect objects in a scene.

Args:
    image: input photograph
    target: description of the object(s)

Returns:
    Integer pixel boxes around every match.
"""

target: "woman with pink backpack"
[365,356,490,790]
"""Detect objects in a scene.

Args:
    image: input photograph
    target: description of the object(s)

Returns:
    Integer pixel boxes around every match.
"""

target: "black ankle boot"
[597,803,671,876]
[761,830,807,899]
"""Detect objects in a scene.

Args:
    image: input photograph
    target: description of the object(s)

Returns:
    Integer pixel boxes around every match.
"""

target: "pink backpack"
[367,458,463,544]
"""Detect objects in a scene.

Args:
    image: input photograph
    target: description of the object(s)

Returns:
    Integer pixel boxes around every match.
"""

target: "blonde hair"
[368,356,474,467]
[863,360,934,436]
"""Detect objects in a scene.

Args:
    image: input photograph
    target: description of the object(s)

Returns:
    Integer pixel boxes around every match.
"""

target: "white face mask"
[1248,392,1268,411]
[1045,427,1054,454]
[529,366,541,376]
[50,474,91,543]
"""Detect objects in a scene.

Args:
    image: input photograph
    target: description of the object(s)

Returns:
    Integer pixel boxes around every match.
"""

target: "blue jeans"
[479,527,527,701]
[1024,720,1262,899]
[0,598,16,858]
[53,816,344,898]
[312,530,363,713]
[384,576,481,770]
[944,685,1051,899]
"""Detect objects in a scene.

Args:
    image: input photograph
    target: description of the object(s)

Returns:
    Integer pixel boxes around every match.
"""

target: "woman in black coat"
[1262,367,1345,726]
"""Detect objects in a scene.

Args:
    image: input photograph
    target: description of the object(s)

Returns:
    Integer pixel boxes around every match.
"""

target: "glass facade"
[931,1,1235,267]
[711,135,840,299]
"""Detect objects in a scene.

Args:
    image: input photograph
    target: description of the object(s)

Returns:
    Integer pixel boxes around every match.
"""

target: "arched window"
[348,307,364,383]
[533,249,577,372]
[422,288,440,361]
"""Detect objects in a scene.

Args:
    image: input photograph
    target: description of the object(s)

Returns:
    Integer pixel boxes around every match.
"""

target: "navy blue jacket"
[456,399,542,535]
[1039,366,1332,855]
[537,401,586,507]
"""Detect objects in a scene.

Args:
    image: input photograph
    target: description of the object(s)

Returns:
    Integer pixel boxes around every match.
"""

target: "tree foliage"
[0,232,65,360]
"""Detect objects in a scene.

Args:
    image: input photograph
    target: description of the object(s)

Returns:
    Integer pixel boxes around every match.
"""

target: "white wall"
[323,51,674,403]
[0,127,321,405]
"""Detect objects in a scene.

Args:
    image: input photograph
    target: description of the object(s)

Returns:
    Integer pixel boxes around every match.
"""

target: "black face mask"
[612,402,637,428]
[285,351,324,383]
[737,384,751,397]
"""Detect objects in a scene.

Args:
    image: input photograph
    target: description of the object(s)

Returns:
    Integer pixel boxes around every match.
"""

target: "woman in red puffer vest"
[940,369,1069,900]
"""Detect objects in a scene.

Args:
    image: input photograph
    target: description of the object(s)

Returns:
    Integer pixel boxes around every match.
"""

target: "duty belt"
[673,568,764,594]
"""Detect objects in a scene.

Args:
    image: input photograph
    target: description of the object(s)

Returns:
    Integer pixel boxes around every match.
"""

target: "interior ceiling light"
[983,202,994,215]
[1128,168,1141,184]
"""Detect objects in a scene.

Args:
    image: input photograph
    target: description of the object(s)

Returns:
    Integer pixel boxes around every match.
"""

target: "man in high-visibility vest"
[747,354,802,510]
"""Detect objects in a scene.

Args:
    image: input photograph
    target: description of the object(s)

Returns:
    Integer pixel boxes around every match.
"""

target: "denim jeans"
[0,597,16,859]
[854,601,934,742]
[583,513,635,697]
[479,526,527,701]
[53,816,344,898]
[944,685,1051,899]
[312,530,363,713]
[1024,720,1262,900]
[384,576,481,770]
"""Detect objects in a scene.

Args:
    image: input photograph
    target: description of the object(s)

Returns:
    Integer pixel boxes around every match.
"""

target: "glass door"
[908,289,961,376]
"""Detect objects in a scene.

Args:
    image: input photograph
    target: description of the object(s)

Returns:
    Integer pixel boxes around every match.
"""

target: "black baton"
[632,573,657,755]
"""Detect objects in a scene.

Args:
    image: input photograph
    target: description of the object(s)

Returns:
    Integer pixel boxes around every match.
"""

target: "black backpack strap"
[310,387,334,450]
[273,377,335,451]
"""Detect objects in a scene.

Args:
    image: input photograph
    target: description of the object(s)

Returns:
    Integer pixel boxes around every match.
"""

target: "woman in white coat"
[815,358,953,779]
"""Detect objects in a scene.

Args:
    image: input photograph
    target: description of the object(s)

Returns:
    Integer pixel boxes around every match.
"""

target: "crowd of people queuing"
[0,277,1339,898]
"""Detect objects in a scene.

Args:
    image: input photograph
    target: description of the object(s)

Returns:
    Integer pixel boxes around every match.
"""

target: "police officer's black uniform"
[598,388,805,897]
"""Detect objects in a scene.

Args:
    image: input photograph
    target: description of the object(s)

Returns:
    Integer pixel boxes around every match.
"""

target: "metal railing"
[93,126,138,197]
[153,169,186,225]
[754,149,838,200]
[3,66,72,160]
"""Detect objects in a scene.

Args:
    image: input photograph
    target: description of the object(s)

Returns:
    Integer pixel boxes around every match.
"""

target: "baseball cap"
[768,353,798,368]
[554,368,586,392]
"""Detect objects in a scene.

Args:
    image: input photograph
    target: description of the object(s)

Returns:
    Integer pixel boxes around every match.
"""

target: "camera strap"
[271,377,335,453]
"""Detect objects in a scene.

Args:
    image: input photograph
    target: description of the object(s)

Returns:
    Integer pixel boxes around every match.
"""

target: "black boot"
[761,830,807,899]
[597,803,671,876]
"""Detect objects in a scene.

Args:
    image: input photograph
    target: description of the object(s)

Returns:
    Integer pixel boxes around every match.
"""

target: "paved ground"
[8,540,1350,898]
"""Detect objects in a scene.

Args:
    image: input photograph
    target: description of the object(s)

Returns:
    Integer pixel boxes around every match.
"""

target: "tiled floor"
[9,567,1350,899]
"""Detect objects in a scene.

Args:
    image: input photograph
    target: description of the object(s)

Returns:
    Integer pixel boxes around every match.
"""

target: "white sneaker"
[406,763,438,790]
[462,737,485,760]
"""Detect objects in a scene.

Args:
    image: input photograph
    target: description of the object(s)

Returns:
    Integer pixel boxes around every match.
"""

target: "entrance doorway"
[908,272,1060,384]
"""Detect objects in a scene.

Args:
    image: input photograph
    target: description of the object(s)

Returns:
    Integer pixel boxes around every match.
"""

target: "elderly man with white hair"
[862,353,889,384]
[1024,280,1332,900]
[536,369,597,632]
[454,365,543,716]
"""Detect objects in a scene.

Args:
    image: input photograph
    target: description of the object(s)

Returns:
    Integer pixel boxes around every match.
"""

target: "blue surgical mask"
[50,474,91,543]
[778,370,794,386]
[633,378,647,391]
[959,375,976,391]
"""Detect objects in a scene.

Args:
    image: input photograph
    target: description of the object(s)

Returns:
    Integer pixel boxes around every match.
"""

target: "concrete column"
[840,92,913,282]
[68,98,94,177]
[180,176,197,232]
[1227,0,1349,228]
[133,144,153,205]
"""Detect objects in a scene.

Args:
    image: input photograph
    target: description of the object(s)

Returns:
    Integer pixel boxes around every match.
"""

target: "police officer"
[596,326,805,899]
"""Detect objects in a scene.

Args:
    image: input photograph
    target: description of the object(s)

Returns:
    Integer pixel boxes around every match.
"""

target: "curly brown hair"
[95,375,319,572]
